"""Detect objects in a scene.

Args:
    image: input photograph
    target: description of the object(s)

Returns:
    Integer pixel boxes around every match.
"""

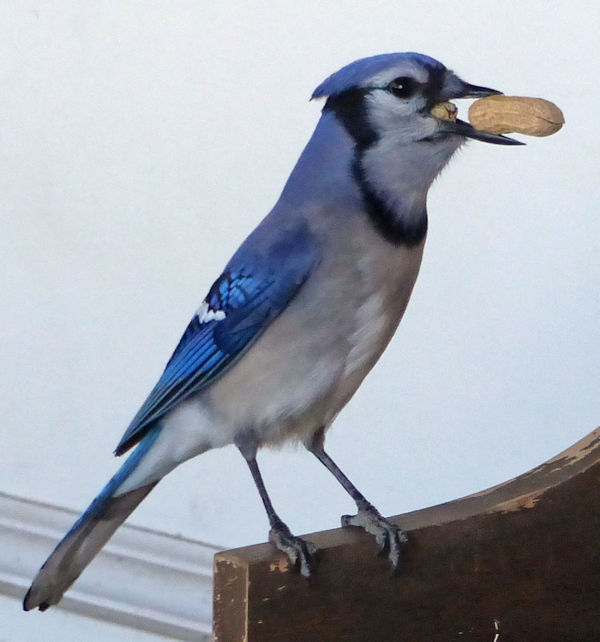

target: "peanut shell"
[430,101,458,122]
[469,95,564,137]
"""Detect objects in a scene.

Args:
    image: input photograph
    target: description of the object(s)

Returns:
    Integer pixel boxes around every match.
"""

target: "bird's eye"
[387,76,416,99]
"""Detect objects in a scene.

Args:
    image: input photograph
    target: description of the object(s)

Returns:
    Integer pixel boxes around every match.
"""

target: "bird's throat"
[352,154,428,247]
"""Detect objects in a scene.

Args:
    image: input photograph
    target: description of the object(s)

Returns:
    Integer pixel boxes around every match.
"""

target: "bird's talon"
[375,530,388,551]
[341,505,407,572]
[269,525,318,577]
[304,540,318,556]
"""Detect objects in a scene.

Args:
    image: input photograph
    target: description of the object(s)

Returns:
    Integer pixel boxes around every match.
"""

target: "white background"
[1,1,598,638]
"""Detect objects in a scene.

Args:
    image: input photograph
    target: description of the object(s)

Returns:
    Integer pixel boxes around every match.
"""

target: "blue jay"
[24,52,521,611]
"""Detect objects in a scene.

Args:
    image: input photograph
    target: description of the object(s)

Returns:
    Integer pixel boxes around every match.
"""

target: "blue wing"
[114,224,319,455]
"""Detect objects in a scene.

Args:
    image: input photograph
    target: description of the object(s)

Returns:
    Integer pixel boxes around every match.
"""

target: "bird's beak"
[434,76,525,146]
[443,118,525,145]
[448,81,503,100]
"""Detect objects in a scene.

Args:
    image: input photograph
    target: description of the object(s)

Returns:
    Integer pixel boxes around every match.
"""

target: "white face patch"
[366,90,430,138]
[196,301,226,323]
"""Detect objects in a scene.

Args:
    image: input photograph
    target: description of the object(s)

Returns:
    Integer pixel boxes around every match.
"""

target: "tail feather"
[23,425,162,611]
[23,483,156,611]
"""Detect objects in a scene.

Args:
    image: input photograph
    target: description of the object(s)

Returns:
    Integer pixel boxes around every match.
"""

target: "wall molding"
[0,491,218,640]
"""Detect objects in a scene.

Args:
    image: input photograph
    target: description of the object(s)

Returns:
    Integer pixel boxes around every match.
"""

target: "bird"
[24,52,522,611]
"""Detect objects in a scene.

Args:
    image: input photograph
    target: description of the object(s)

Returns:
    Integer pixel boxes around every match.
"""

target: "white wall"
[1,1,599,637]
[0,594,166,642]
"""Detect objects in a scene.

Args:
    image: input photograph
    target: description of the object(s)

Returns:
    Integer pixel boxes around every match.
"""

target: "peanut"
[468,95,564,137]
[430,101,458,122]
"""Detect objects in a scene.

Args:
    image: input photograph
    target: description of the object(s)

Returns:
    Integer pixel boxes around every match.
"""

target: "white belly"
[116,236,424,494]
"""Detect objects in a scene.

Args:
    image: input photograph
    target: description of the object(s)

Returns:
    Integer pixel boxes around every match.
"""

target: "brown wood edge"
[213,427,600,640]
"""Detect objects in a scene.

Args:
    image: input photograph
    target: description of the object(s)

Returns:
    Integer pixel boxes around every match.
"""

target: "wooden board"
[214,428,600,641]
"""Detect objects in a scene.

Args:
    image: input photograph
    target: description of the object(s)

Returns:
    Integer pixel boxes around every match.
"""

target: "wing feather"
[114,225,318,455]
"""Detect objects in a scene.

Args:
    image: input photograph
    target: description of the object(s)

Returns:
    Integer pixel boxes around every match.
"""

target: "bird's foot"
[269,520,318,578]
[341,501,408,573]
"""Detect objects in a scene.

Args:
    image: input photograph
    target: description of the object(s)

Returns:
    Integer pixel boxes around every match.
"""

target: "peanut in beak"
[430,95,564,138]
[468,95,564,137]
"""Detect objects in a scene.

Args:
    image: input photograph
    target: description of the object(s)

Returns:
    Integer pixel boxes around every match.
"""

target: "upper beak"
[435,76,525,146]
[449,81,503,99]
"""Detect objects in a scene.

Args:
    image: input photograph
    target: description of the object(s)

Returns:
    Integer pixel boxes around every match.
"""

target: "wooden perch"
[213,428,600,641]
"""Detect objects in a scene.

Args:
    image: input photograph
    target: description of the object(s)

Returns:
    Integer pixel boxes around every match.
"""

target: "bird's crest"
[311,52,445,99]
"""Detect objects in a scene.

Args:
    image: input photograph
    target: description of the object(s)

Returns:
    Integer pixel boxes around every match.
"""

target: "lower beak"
[443,118,525,146]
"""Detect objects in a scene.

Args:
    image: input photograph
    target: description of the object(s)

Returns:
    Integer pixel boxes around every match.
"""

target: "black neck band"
[324,90,427,247]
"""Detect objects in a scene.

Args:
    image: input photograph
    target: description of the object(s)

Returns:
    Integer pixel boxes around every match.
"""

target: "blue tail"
[23,425,162,611]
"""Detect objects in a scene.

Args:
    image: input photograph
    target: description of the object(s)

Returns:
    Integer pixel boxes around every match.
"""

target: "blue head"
[295,53,521,245]
[312,52,520,148]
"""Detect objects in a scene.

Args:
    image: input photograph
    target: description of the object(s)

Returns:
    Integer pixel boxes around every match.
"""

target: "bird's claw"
[342,503,407,573]
[269,522,318,578]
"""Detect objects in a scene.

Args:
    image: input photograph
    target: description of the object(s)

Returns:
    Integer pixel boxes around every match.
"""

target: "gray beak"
[445,118,525,146]
[438,77,524,146]
[450,81,503,99]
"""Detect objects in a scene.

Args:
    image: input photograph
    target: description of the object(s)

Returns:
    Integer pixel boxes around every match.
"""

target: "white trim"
[0,491,218,640]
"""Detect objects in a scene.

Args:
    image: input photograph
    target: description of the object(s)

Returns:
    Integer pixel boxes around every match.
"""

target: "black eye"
[387,76,416,99]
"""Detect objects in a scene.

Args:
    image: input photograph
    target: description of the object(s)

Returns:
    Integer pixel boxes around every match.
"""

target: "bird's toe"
[341,504,407,573]
[269,522,318,578]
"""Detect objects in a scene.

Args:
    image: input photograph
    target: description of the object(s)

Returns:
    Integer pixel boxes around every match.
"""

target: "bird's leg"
[307,428,407,573]
[237,437,317,577]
